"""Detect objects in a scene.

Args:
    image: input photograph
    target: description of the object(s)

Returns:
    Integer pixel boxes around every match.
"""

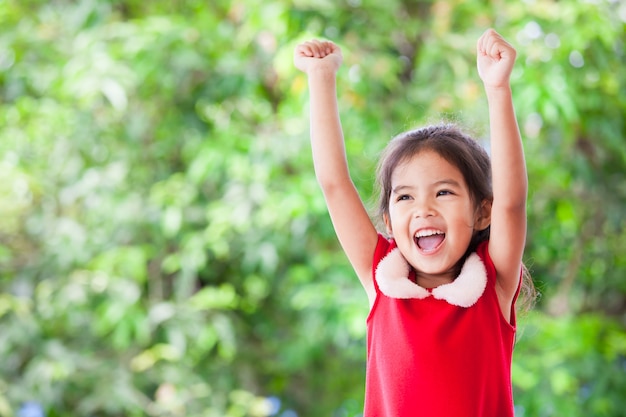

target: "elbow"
[494,199,527,217]
[492,188,528,214]
[317,177,349,195]
[316,174,356,198]
[314,166,352,193]
[493,179,528,211]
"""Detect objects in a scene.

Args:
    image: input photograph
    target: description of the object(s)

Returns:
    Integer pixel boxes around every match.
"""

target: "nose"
[413,197,436,218]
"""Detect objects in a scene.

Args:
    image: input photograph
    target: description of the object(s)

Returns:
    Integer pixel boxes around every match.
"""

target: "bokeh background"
[1,0,625,416]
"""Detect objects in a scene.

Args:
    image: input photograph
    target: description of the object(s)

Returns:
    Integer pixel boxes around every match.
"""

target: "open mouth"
[414,229,445,253]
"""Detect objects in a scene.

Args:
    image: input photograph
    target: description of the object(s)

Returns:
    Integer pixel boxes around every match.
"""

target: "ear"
[474,199,492,231]
[383,213,393,236]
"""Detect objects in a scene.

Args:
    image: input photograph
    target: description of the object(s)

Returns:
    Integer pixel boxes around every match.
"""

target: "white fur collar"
[375,248,487,308]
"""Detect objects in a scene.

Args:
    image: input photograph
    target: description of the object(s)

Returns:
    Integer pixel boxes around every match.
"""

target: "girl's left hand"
[294,40,343,75]
[477,29,516,89]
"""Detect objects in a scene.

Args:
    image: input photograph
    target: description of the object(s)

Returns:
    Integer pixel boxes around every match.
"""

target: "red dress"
[364,235,518,417]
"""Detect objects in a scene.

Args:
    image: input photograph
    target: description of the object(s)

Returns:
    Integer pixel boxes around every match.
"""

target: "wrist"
[306,68,339,90]
[483,84,512,100]
[306,65,339,78]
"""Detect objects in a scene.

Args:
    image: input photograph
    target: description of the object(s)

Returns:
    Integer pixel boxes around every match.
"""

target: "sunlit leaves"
[514,313,626,416]
[0,0,624,416]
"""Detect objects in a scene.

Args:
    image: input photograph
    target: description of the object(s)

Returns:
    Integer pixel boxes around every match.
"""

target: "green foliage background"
[1,0,624,416]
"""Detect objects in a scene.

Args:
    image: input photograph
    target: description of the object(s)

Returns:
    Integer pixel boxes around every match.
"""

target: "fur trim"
[375,249,487,307]
[431,253,487,307]
[375,249,430,299]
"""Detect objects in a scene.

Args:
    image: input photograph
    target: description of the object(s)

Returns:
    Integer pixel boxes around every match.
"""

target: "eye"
[396,194,412,202]
[436,189,454,197]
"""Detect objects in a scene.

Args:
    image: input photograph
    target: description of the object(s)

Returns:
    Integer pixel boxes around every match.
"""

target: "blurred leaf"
[0,0,624,416]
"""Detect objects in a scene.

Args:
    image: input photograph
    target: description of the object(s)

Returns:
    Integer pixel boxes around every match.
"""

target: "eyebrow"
[391,185,414,194]
[434,179,463,188]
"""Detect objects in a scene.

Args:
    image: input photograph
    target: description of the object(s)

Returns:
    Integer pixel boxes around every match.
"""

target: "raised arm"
[477,29,527,307]
[294,41,378,302]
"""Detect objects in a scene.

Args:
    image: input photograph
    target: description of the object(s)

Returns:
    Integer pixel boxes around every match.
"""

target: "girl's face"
[384,150,490,284]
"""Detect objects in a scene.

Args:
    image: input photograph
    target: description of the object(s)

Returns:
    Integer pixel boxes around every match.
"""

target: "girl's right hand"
[294,40,343,74]
[476,29,516,90]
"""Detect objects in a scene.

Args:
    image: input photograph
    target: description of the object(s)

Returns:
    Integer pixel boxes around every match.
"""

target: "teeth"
[414,229,444,238]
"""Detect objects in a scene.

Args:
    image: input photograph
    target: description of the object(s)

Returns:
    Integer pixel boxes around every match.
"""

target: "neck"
[413,257,465,289]
[414,272,455,289]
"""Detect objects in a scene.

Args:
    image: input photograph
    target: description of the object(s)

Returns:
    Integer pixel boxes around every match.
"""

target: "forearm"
[486,87,527,208]
[478,29,527,291]
[307,69,351,189]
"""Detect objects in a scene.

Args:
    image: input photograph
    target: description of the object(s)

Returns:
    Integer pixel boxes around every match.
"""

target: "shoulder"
[372,234,394,266]
[478,240,521,325]
[474,240,496,281]
[372,234,395,285]
[365,234,394,306]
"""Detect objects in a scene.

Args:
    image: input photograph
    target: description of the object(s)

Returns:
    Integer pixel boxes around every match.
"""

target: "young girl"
[294,29,532,416]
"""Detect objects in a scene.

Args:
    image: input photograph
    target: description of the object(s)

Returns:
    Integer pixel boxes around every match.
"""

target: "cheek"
[385,206,408,233]
[388,204,409,222]
[450,203,476,229]
[387,201,399,218]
